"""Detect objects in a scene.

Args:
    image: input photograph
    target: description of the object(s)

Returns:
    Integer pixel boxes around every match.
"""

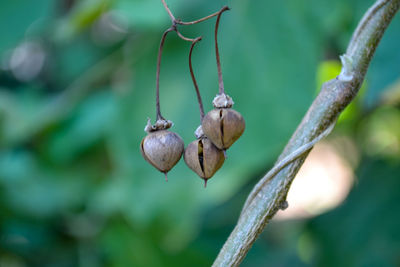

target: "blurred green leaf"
[1,0,400,266]
[0,0,55,53]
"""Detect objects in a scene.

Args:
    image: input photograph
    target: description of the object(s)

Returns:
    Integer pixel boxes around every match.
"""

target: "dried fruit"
[200,10,245,150]
[140,119,184,181]
[202,94,245,150]
[140,3,231,185]
[184,39,226,187]
[184,133,225,186]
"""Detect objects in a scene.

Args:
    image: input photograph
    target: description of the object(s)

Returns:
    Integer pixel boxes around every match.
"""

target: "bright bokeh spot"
[275,141,354,220]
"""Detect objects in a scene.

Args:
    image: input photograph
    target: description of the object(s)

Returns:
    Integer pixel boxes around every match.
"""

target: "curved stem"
[156,27,174,120]
[215,7,230,94]
[161,1,230,44]
[176,30,198,43]
[189,37,205,121]
[178,6,229,25]
[156,1,231,122]
[347,0,390,56]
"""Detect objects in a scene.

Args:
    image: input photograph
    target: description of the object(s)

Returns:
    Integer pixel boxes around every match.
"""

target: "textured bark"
[213,1,400,266]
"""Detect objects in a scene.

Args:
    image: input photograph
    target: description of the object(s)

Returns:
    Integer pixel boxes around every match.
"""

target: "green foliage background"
[0,0,399,266]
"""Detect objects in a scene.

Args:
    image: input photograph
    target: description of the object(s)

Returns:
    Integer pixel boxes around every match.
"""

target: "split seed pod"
[202,93,245,150]
[140,119,184,180]
[184,128,225,186]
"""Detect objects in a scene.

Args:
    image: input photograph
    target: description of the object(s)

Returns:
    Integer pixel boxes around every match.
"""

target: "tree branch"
[213,0,400,266]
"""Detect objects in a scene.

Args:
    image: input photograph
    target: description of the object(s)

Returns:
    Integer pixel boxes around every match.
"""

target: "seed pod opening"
[202,108,245,150]
[140,130,184,178]
[184,137,225,183]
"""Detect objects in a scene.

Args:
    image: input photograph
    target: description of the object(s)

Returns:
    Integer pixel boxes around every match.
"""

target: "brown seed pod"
[202,108,245,150]
[184,137,225,186]
[141,130,184,180]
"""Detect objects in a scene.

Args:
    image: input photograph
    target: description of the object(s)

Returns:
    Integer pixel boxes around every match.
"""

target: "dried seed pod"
[184,137,225,186]
[202,107,245,150]
[140,119,184,180]
[205,9,244,151]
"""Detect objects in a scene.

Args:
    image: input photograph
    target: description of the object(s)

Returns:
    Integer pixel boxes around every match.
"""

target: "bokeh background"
[1,0,400,266]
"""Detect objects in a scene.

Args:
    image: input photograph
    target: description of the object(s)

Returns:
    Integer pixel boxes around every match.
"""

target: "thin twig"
[213,1,400,266]
[161,1,229,44]
[156,27,174,120]
[178,8,227,25]
[161,0,227,26]
[175,30,198,43]
[188,37,205,121]
[215,7,230,94]
[161,0,176,23]
[154,1,230,121]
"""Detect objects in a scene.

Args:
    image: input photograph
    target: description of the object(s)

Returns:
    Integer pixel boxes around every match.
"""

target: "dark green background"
[0,0,399,266]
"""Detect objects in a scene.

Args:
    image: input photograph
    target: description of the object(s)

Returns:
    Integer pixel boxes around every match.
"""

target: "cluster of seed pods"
[141,4,245,187]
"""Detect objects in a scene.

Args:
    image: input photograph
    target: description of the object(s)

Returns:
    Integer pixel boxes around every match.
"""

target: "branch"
[188,37,205,121]
[161,0,226,26]
[156,27,174,120]
[160,0,229,43]
[213,0,400,266]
